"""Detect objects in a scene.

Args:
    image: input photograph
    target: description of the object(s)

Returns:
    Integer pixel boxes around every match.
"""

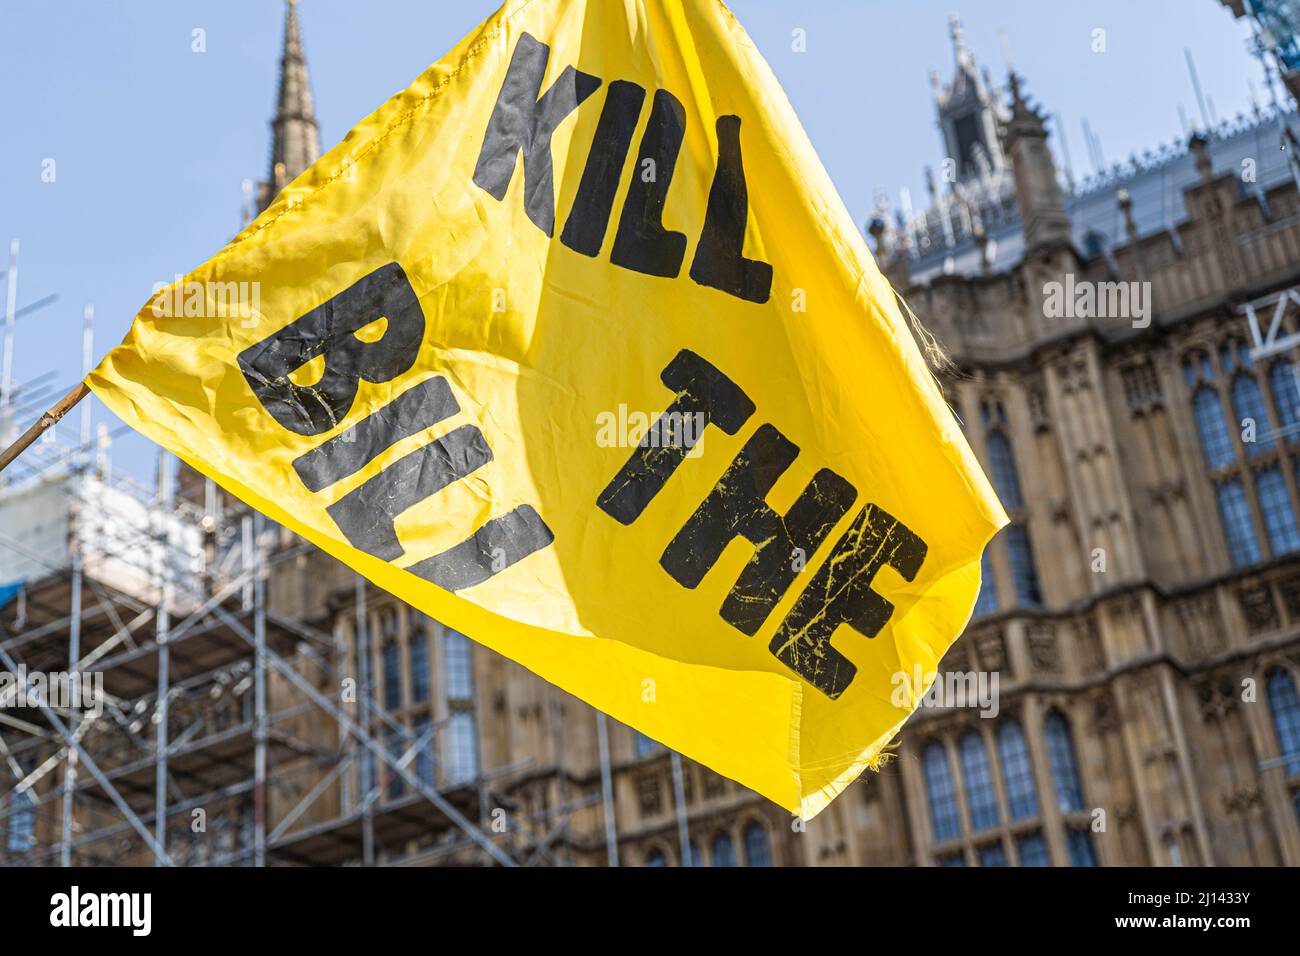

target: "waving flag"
[89,0,1006,818]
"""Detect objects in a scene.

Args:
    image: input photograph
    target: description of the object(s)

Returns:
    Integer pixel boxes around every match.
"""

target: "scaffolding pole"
[670,751,690,866]
[0,358,589,868]
[253,513,268,867]
[153,452,174,866]
[1,239,17,421]
[79,305,93,451]
[355,574,375,866]
[0,641,174,865]
[596,712,618,867]
[58,550,82,865]
[212,602,517,867]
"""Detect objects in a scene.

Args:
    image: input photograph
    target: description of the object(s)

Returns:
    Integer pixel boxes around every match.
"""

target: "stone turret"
[932,15,1008,184]
[1001,72,1072,254]
[259,0,321,212]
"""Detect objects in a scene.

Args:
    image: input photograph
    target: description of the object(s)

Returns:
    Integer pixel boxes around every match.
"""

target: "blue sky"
[0,0,1263,481]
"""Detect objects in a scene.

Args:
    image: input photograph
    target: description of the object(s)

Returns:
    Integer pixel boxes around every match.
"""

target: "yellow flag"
[89,0,1006,818]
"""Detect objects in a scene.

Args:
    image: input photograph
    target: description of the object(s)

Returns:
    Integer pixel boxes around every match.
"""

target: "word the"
[597,349,929,699]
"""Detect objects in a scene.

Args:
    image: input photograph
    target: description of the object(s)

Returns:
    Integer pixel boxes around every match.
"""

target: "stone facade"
[169,4,1300,866]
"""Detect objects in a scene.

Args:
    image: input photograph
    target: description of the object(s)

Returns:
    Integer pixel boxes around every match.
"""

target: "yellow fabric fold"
[89,0,1006,818]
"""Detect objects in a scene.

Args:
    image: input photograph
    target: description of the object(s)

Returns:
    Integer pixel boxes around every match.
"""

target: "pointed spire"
[1188,130,1214,182]
[949,13,980,76]
[1118,189,1144,271]
[1007,71,1033,121]
[933,14,1007,182]
[950,14,968,63]
[1001,72,1073,252]
[263,0,320,209]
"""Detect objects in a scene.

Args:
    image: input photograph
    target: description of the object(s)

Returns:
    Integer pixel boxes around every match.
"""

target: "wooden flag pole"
[0,381,90,473]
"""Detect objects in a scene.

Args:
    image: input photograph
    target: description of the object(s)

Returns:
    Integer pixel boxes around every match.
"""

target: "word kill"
[234,26,777,591]
[474,31,774,305]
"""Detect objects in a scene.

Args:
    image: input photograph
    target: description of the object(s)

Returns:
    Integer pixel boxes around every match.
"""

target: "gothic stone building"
[205,5,1300,866]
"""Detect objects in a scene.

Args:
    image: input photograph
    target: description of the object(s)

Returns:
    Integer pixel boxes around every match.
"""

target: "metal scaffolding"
[0,0,729,868]
[0,292,613,866]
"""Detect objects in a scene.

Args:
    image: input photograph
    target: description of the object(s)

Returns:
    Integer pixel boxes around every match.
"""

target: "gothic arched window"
[1231,373,1274,455]
[1266,668,1300,776]
[443,711,478,784]
[712,832,736,867]
[1256,466,1300,556]
[409,627,430,704]
[996,721,1038,821]
[5,790,34,855]
[413,715,434,785]
[743,823,772,867]
[644,848,668,867]
[977,842,1008,867]
[443,629,474,700]
[385,726,407,799]
[1270,360,1300,433]
[1044,711,1085,812]
[381,638,402,711]
[986,431,1024,509]
[441,630,478,785]
[1068,828,1098,867]
[1193,387,1235,470]
[981,416,1039,606]
[973,546,998,616]
[1016,832,1050,866]
[1216,478,1261,567]
[960,732,1000,831]
[1005,525,1042,607]
[923,742,961,842]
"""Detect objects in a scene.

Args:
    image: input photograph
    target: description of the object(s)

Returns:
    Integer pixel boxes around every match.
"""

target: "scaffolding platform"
[0,424,585,868]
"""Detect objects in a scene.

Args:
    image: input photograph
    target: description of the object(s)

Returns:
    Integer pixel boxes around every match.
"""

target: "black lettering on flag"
[407,505,555,592]
[292,376,460,492]
[561,80,646,257]
[472,31,601,237]
[326,424,492,561]
[660,424,857,635]
[610,89,688,279]
[242,259,557,581]
[768,504,928,699]
[597,349,755,525]
[238,262,424,437]
[690,116,773,304]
